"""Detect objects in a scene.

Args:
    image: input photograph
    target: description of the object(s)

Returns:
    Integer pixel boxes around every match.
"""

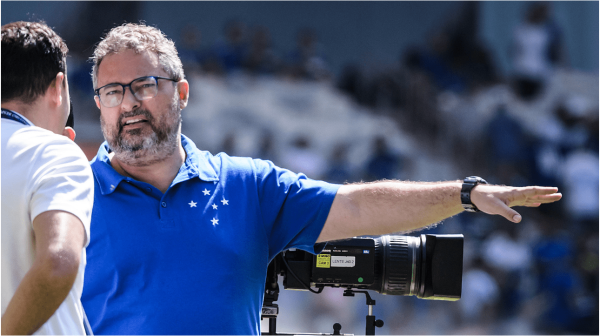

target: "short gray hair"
[91,23,184,88]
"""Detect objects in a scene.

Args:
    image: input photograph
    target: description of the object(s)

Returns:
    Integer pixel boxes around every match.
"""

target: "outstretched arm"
[317,180,561,242]
[1,210,85,335]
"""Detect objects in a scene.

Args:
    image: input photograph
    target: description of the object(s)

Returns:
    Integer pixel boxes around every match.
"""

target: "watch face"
[465,176,487,184]
[465,177,478,184]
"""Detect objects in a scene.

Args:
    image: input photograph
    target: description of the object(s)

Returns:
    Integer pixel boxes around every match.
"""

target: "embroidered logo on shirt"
[198,188,228,226]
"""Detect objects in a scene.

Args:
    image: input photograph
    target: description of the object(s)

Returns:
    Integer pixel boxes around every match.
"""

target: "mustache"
[117,109,154,134]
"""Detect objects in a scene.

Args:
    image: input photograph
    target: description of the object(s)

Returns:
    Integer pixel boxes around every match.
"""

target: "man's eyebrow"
[99,76,159,88]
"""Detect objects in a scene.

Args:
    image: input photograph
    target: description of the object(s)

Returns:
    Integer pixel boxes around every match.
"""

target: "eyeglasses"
[94,76,177,108]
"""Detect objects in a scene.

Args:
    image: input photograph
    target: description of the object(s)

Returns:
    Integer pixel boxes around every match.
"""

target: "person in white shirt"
[1,21,94,335]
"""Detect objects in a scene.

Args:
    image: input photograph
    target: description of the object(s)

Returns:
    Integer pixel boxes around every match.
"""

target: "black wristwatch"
[461,176,488,212]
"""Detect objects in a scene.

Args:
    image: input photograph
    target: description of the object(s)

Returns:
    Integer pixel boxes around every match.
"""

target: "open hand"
[471,185,562,223]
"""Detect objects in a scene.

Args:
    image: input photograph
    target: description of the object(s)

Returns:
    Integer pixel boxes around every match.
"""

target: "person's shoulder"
[215,152,275,169]
[213,152,254,170]
[13,126,89,161]
[10,125,67,142]
[212,152,280,178]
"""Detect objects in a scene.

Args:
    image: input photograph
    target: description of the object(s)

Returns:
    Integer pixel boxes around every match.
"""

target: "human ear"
[177,80,190,109]
[49,72,65,106]
[62,127,76,141]
[94,95,101,109]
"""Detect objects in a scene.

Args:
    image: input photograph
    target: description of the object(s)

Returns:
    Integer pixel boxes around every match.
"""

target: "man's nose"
[120,86,140,111]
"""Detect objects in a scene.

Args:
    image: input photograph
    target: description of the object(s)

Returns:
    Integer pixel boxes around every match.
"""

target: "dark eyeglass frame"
[94,76,177,108]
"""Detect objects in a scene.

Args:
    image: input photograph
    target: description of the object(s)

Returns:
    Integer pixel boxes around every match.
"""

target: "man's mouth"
[117,110,154,135]
[123,118,148,126]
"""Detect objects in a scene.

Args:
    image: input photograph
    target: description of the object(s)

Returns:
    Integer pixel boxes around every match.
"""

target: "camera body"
[269,234,464,299]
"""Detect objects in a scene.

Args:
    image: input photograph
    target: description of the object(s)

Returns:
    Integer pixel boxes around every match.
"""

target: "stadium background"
[2,1,598,334]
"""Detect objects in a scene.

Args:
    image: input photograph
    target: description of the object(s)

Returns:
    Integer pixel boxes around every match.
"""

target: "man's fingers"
[493,198,522,223]
[522,187,560,197]
[530,193,562,202]
[511,191,562,207]
[520,193,562,206]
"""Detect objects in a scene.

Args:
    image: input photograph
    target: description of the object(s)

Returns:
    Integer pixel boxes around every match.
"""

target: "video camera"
[262,234,464,335]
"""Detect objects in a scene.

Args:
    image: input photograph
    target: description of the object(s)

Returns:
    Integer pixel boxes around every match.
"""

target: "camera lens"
[369,234,463,300]
[370,235,421,295]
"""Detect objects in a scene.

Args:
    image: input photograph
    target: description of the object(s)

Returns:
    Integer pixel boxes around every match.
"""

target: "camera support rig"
[262,285,385,335]
[342,289,384,335]
[262,255,385,335]
[262,255,280,335]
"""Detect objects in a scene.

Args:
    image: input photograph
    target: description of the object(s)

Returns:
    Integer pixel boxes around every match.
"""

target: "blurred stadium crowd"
[22,1,598,335]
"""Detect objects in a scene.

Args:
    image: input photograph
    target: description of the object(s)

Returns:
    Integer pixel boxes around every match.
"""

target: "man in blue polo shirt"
[81,23,562,335]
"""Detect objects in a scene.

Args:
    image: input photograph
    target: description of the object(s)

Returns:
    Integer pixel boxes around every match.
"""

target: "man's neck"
[1,100,58,133]
[109,144,187,193]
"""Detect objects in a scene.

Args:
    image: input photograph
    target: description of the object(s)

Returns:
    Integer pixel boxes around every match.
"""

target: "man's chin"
[108,135,148,154]
[119,133,151,147]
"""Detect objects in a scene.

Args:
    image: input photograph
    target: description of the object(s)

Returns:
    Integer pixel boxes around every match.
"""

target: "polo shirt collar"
[91,134,219,195]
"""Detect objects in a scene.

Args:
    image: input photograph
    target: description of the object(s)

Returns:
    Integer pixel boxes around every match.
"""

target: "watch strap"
[461,176,488,212]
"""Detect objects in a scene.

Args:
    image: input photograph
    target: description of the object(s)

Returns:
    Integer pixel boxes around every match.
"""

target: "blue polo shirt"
[81,135,339,335]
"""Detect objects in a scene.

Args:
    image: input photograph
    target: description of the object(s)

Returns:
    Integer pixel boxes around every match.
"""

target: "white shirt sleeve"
[28,133,94,247]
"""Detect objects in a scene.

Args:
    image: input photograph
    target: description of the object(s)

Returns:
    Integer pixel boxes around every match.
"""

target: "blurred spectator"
[484,105,535,185]
[531,218,586,333]
[242,25,281,76]
[574,233,599,334]
[584,113,599,153]
[178,24,203,76]
[364,136,403,181]
[366,71,404,110]
[280,135,327,180]
[482,222,534,320]
[256,131,278,163]
[337,64,369,106]
[482,224,532,273]
[208,19,249,74]
[554,97,593,151]
[62,2,141,54]
[400,49,441,142]
[399,3,498,95]
[405,35,467,94]
[323,143,353,184]
[511,2,564,100]
[220,133,237,156]
[337,63,406,112]
[459,257,500,324]
[285,28,331,81]
[464,46,498,91]
[560,149,599,228]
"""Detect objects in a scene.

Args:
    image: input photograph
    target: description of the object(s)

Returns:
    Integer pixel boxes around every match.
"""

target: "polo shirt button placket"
[161,202,167,208]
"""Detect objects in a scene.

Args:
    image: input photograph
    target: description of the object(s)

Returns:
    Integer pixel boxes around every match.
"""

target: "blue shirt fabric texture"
[81,134,340,335]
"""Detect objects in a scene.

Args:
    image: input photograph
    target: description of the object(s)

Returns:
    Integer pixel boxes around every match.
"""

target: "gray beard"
[101,102,182,167]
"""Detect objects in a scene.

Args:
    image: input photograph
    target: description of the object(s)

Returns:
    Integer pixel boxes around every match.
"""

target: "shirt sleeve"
[28,135,94,247]
[252,158,340,260]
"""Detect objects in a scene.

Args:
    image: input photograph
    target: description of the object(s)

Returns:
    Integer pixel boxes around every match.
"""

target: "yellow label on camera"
[316,254,331,268]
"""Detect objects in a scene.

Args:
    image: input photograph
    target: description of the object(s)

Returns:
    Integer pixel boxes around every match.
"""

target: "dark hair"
[1,21,68,104]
